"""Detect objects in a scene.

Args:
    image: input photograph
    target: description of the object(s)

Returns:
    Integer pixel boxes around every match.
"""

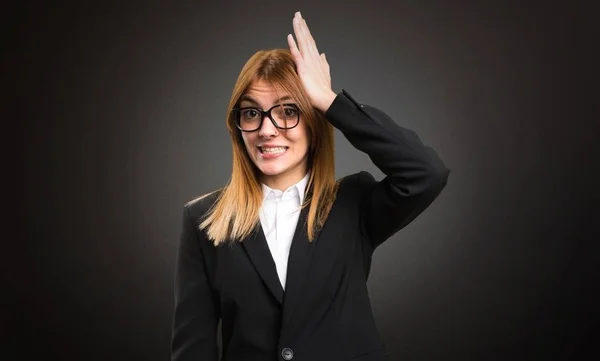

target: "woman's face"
[239,79,310,189]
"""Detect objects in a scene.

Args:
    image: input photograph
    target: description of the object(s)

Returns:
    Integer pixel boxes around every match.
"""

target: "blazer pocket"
[349,348,391,361]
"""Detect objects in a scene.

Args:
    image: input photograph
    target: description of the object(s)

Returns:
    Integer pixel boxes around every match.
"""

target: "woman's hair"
[198,48,339,246]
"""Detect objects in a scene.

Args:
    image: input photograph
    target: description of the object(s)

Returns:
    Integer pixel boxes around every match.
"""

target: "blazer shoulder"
[336,171,359,187]
[336,171,377,196]
[183,188,224,219]
[337,171,376,188]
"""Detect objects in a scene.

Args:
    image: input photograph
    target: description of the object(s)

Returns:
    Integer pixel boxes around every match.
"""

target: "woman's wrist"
[315,90,338,113]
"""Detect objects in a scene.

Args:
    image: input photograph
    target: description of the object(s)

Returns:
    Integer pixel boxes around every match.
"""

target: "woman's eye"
[243,109,259,118]
[283,107,298,117]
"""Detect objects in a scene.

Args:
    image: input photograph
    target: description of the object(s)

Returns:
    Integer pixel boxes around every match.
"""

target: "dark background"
[11,1,597,360]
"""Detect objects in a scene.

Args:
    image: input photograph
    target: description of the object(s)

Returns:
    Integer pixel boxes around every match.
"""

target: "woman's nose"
[258,114,279,137]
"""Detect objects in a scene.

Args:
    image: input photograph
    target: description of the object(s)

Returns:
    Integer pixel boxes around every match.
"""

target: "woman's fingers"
[293,13,319,59]
[290,12,330,82]
[288,12,334,110]
[302,19,319,56]
[293,14,307,56]
[321,53,329,73]
[287,33,302,62]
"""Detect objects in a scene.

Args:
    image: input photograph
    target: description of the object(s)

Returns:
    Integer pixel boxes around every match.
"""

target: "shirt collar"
[261,172,310,204]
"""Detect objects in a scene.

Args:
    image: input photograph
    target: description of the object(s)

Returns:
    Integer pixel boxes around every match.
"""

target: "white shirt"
[259,173,309,291]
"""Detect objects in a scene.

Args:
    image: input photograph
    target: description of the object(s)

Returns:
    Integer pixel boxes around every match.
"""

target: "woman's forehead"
[242,82,294,105]
[247,80,286,95]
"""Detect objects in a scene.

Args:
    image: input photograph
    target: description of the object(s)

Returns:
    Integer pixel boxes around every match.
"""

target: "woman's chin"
[258,166,285,176]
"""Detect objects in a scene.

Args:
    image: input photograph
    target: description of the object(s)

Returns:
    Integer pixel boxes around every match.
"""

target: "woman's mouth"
[258,146,289,158]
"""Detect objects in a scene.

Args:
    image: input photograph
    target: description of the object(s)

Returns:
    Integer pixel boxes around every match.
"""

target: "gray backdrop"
[15,1,596,360]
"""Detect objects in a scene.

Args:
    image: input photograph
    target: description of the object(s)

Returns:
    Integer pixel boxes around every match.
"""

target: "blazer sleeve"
[171,204,220,361]
[324,89,450,251]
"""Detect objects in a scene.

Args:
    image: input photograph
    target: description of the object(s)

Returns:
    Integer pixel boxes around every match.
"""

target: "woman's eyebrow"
[240,95,294,106]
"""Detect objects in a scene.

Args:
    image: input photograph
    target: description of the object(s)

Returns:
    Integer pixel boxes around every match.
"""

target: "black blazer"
[171,89,450,361]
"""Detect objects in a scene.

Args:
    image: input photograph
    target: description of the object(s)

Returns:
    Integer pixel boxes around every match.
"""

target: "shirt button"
[281,348,293,360]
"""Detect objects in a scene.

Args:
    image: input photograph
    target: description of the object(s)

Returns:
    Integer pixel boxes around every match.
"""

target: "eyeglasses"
[231,103,301,132]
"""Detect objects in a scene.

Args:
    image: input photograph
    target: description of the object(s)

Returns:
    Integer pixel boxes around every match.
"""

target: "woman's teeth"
[261,146,288,154]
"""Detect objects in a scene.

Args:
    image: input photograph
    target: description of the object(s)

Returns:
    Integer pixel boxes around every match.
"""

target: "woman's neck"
[260,168,309,192]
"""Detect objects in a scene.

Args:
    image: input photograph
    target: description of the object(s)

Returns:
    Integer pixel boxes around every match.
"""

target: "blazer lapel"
[281,183,350,331]
[241,180,351,335]
[281,202,322,327]
[240,201,322,308]
[242,224,285,304]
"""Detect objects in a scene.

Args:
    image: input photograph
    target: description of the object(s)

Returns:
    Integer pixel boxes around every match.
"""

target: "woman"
[171,11,450,361]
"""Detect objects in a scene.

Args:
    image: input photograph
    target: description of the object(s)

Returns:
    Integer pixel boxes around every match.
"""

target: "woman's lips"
[258,146,288,159]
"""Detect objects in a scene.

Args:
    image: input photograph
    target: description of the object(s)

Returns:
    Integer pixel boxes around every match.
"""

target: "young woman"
[171,11,450,361]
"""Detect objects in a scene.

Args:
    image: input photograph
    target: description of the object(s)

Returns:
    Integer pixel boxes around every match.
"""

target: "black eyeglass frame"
[231,103,301,132]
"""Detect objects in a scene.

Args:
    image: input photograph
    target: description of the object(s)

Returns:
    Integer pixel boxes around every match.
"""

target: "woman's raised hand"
[287,12,337,113]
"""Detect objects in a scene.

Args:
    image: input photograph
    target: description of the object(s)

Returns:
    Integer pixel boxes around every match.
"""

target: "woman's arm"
[171,204,220,361]
[286,12,449,250]
[325,89,450,250]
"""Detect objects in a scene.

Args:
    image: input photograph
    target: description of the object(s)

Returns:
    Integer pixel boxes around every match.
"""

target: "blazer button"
[281,348,294,360]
